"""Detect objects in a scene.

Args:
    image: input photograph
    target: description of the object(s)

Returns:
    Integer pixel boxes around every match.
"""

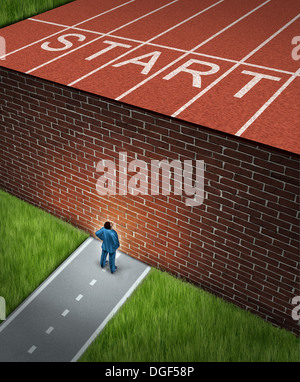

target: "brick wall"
[0,66,299,335]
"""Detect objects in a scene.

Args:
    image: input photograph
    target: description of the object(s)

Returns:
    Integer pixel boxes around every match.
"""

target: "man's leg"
[100,249,108,268]
[109,251,116,273]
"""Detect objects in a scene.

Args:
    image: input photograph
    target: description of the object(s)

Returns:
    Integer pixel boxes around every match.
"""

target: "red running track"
[0,0,299,154]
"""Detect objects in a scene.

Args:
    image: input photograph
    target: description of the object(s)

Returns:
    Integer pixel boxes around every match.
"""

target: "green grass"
[0,0,74,28]
[0,189,89,315]
[79,269,300,362]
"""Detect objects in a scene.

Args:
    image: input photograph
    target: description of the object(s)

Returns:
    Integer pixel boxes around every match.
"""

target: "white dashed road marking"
[28,345,37,354]
[61,309,70,317]
[45,326,54,334]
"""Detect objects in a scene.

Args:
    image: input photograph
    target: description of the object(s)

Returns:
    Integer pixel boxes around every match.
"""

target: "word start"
[42,35,289,93]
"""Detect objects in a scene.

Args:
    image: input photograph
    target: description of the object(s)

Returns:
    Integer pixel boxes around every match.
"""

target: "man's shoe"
[101,260,108,268]
[111,266,117,274]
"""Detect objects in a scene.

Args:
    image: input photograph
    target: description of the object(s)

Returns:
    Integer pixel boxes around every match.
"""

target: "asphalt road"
[0,237,150,362]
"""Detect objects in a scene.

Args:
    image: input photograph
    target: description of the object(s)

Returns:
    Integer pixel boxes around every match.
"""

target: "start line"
[42,35,283,97]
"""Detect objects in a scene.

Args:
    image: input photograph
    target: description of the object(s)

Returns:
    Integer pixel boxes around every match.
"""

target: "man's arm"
[112,230,120,249]
[95,228,104,240]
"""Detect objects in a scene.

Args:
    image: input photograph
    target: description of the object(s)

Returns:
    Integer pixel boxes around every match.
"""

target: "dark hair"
[104,221,111,230]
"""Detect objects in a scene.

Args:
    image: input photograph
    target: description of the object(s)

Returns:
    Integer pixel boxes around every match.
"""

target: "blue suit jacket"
[95,228,120,253]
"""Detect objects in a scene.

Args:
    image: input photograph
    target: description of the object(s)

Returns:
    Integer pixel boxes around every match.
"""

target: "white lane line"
[27,0,178,74]
[68,0,224,86]
[0,238,93,334]
[45,326,54,334]
[75,294,83,302]
[0,0,135,60]
[61,309,70,317]
[28,18,77,29]
[89,279,97,286]
[27,345,37,354]
[235,67,300,136]
[115,0,270,101]
[71,266,151,362]
[172,13,300,118]
[29,18,106,38]
[28,17,299,77]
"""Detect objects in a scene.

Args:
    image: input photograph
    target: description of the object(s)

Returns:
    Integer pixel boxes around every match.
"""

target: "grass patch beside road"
[79,268,300,362]
[0,189,89,316]
[0,0,74,28]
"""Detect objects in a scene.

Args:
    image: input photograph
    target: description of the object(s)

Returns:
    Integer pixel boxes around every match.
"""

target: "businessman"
[95,222,120,274]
